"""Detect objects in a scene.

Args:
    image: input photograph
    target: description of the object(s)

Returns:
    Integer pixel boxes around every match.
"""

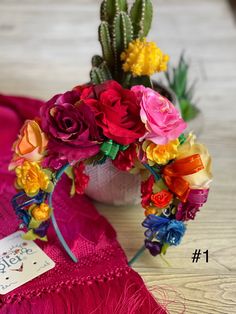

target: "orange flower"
[151,190,173,208]
[10,120,48,169]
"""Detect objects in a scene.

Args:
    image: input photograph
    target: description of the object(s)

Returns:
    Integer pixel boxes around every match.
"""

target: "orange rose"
[10,120,48,169]
[151,190,173,208]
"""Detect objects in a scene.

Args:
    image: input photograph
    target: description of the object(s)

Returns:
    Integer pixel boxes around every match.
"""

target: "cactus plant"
[112,12,133,75]
[100,0,128,24]
[99,21,114,68]
[130,0,153,38]
[91,0,165,87]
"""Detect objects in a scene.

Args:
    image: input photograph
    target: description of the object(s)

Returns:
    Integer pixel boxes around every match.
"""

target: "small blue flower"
[142,214,169,231]
[142,215,186,246]
[157,220,186,246]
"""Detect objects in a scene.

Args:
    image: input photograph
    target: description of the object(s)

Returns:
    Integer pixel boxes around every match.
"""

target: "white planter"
[85,159,141,206]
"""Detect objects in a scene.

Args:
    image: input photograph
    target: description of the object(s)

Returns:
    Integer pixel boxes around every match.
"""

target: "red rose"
[141,175,155,207]
[151,190,173,208]
[85,81,146,145]
[112,144,138,171]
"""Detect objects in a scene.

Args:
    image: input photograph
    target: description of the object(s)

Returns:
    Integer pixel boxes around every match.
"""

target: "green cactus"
[130,0,153,38]
[99,21,114,68]
[90,67,104,85]
[91,55,104,67]
[90,59,112,85]
[113,12,133,73]
[100,61,113,80]
[100,0,128,24]
[93,0,155,85]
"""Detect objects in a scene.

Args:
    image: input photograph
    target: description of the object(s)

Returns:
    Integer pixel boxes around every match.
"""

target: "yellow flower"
[177,134,212,188]
[121,38,169,76]
[15,161,50,196]
[31,203,51,222]
[144,139,180,165]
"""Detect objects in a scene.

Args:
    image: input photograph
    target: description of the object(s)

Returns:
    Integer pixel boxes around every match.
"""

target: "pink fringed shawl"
[0,94,166,314]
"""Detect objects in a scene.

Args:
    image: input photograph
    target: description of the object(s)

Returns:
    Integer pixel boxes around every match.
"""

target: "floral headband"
[9,80,212,264]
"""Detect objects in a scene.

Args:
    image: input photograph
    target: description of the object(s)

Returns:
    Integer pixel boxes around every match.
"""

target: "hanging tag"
[0,231,55,295]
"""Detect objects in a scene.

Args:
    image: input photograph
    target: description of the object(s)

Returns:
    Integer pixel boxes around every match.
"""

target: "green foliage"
[165,54,199,122]
[130,0,153,38]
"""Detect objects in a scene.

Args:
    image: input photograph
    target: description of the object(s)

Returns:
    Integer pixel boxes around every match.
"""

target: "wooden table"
[0,0,236,312]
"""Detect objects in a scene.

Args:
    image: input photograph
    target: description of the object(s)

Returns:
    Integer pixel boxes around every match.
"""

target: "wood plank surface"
[0,0,236,313]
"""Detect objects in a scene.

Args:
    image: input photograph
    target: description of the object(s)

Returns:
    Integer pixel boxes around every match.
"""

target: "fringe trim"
[1,268,167,314]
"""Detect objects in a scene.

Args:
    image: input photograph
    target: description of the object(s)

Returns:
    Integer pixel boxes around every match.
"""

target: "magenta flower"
[40,90,103,162]
[176,189,209,221]
[132,86,187,145]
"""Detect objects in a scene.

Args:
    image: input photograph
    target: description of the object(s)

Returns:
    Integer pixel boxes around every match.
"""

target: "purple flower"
[34,220,50,238]
[145,239,162,256]
[40,90,103,162]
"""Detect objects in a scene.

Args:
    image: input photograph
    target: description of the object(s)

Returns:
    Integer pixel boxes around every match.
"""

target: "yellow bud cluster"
[121,38,169,77]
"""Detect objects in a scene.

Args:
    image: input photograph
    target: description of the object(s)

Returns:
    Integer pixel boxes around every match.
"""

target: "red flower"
[86,81,146,145]
[141,175,155,208]
[151,190,173,208]
[112,144,137,171]
[74,162,89,195]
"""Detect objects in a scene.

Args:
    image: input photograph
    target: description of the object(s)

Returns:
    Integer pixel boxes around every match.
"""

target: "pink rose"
[132,86,187,144]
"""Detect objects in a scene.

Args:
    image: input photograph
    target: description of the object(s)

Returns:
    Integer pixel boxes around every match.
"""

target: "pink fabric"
[0,94,166,313]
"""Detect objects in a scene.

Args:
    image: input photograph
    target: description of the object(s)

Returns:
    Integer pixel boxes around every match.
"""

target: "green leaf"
[44,181,54,194]
[165,53,199,122]
[65,165,76,196]
[22,230,48,242]
[28,217,42,229]
[161,243,170,255]
[180,100,199,121]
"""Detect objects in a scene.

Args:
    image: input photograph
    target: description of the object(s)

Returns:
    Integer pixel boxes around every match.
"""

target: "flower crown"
[9,0,212,264]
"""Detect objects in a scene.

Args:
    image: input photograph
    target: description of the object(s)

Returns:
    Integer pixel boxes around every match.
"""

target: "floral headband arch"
[10,80,212,264]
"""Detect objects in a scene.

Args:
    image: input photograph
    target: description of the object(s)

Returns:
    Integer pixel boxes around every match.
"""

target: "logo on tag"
[0,231,55,295]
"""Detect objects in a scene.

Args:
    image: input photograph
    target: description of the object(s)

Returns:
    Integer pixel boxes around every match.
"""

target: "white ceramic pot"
[85,159,141,206]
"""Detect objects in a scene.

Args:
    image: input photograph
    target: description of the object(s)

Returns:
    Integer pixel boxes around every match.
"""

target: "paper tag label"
[0,231,55,295]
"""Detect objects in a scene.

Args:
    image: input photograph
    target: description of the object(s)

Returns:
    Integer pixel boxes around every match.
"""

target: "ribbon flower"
[163,154,204,202]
